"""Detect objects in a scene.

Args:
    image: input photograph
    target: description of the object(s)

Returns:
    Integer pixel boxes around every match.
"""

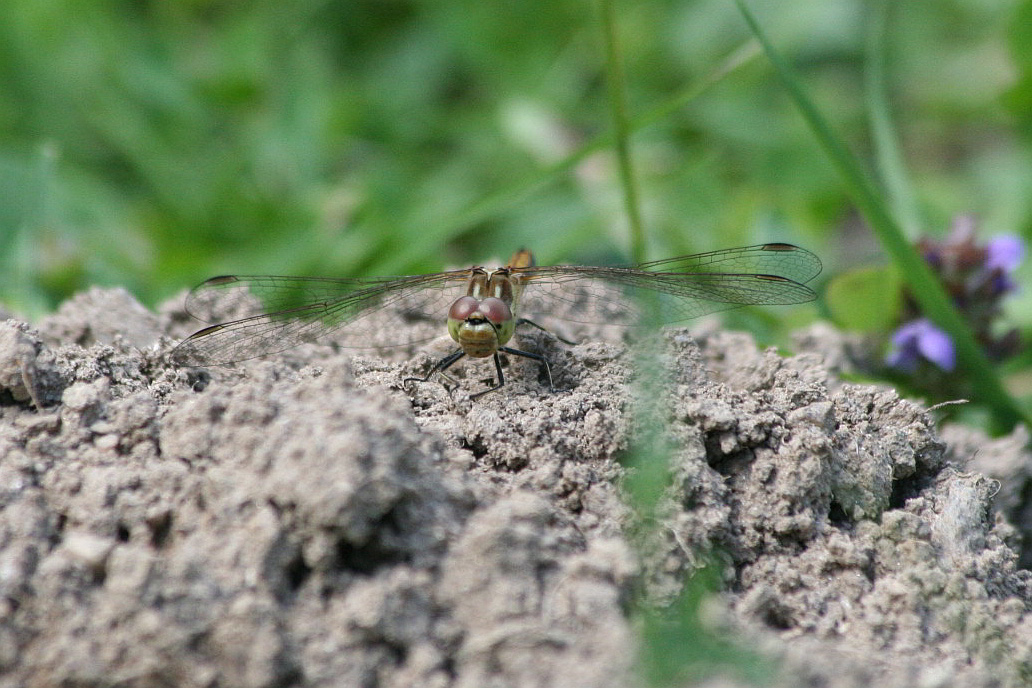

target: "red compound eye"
[479,297,512,325]
[448,296,480,321]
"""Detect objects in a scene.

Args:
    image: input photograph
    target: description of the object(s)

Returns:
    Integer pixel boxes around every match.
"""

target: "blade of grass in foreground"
[637,562,773,686]
[734,0,1029,432]
[624,304,773,686]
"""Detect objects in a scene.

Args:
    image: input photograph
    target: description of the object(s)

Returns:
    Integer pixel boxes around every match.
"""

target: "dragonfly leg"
[514,317,576,346]
[404,350,465,391]
[498,346,555,394]
[469,353,508,400]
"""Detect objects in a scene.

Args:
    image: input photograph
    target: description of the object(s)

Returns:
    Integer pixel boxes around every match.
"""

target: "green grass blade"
[734,0,1029,431]
[634,41,761,130]
[865,0,923,237]
[598,0,646,264]
[624,308,772,686]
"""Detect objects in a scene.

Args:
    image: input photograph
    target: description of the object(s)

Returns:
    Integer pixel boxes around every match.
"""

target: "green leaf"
[825,266,902,332]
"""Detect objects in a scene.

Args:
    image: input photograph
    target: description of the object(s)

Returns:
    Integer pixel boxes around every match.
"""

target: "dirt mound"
[1,289,1030,687]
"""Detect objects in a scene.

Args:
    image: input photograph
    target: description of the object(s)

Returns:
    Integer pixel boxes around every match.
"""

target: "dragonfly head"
[447,295,515,357]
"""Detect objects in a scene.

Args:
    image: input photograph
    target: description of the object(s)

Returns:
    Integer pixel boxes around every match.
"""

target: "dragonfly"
[172,243,822,399]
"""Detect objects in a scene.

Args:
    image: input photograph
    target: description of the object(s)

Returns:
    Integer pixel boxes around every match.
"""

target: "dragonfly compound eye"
[478,298,512,325]
[448,296,480,321]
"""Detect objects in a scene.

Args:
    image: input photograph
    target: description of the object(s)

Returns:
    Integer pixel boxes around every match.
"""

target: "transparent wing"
[633,242,822,284]
[172,243,822,367]
[173,270,471,365]
[514,243,821,325]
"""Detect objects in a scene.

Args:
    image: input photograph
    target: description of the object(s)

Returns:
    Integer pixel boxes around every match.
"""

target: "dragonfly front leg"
[498,346,555,395]
[469,353,508,400]
[404,350,466,392]
[403,345,556,400]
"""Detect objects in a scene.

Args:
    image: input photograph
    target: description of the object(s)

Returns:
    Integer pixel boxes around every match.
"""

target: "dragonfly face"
[447,267,519,358]
[171,243,822,398]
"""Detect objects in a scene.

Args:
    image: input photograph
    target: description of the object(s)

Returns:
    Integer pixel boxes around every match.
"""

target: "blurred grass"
[0,0,1025,319]
[598,0,647,264]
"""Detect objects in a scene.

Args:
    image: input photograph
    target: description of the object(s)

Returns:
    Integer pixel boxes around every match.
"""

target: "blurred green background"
[1,0,1030,332]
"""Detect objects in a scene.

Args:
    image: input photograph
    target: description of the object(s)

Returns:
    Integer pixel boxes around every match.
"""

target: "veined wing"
[633,242,822,284]
[173,270,472,366]
[513,243,821,325]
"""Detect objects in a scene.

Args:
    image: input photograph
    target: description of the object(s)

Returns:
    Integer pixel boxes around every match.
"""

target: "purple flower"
[983,235,1024,295]
[986,235,1024,272]
[886,319,956,373]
